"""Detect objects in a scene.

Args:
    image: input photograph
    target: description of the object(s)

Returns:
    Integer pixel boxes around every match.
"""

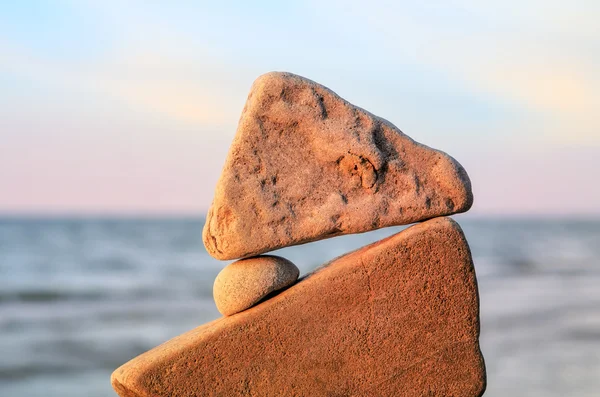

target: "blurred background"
[1,1,599,396]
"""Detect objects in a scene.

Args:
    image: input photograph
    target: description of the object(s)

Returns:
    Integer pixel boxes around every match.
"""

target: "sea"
[1,216,599,397]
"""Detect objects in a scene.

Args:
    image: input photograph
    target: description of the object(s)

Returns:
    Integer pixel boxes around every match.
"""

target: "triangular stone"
[113,217,486,397]
[203,72,473,260]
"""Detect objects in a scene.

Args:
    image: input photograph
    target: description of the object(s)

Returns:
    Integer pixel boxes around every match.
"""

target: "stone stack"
[112,72,486,396]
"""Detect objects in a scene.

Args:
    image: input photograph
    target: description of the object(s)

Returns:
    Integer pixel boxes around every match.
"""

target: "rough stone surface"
[113,217,486,397]
[203,72,474,260]
[213,255,299,316]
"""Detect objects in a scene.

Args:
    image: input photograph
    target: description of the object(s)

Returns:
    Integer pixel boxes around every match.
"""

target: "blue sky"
[1,1,599,215]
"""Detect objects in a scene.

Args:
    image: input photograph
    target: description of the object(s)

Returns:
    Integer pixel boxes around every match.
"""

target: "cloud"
[306,0,600,145]
[1,44,246,128]
[0,0,258,130]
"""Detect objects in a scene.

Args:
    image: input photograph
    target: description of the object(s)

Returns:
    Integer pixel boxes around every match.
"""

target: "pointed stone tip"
[111,367,139,397]
[433,151,474,214]
[248,71,292,96]
[423,215,460,229]
[202,206,230,261]
[383,216,464,249]
[253,71,302,85]
[201,210,219,259]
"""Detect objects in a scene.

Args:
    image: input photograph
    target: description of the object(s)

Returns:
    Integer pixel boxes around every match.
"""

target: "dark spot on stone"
[371,216,380,228]
[316,93,328,119]
[339,193,348,204]
[425,197,431,209]
[445,198,455,211]
[371,121,398,159]
[280,87,293,104]
[325,227,342,236]
[414,175,422,195]
[287,203,296,218]
[271,175,278,185]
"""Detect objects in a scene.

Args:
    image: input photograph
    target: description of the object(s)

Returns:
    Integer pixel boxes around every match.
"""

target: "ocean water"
[1,216,599,396]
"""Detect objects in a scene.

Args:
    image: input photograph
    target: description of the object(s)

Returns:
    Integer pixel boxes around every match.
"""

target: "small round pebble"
[213,255,299,316]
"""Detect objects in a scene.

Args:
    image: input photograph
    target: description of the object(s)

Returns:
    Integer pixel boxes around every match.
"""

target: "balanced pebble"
[213,255,299,316]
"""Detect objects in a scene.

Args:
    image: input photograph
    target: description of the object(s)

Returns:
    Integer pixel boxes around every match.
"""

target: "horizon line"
[1,211,600,221]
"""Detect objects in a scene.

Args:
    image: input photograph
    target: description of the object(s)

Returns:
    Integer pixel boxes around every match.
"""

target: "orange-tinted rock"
[203,72,473,260]
[113,217,486,397]
[213,255,299,316]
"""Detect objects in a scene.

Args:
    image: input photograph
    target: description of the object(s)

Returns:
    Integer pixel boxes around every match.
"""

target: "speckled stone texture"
[213,255,299,316]
[112,217,486,397]
[203,72,473,260]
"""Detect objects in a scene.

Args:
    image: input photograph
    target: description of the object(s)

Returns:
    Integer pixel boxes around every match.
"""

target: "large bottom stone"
[112,217,486,397]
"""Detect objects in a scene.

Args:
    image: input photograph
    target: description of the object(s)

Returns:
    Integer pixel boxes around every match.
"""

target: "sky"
[1,1,599,216]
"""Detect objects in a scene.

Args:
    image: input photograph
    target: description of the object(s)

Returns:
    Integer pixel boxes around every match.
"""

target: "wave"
[0,290,107,304]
